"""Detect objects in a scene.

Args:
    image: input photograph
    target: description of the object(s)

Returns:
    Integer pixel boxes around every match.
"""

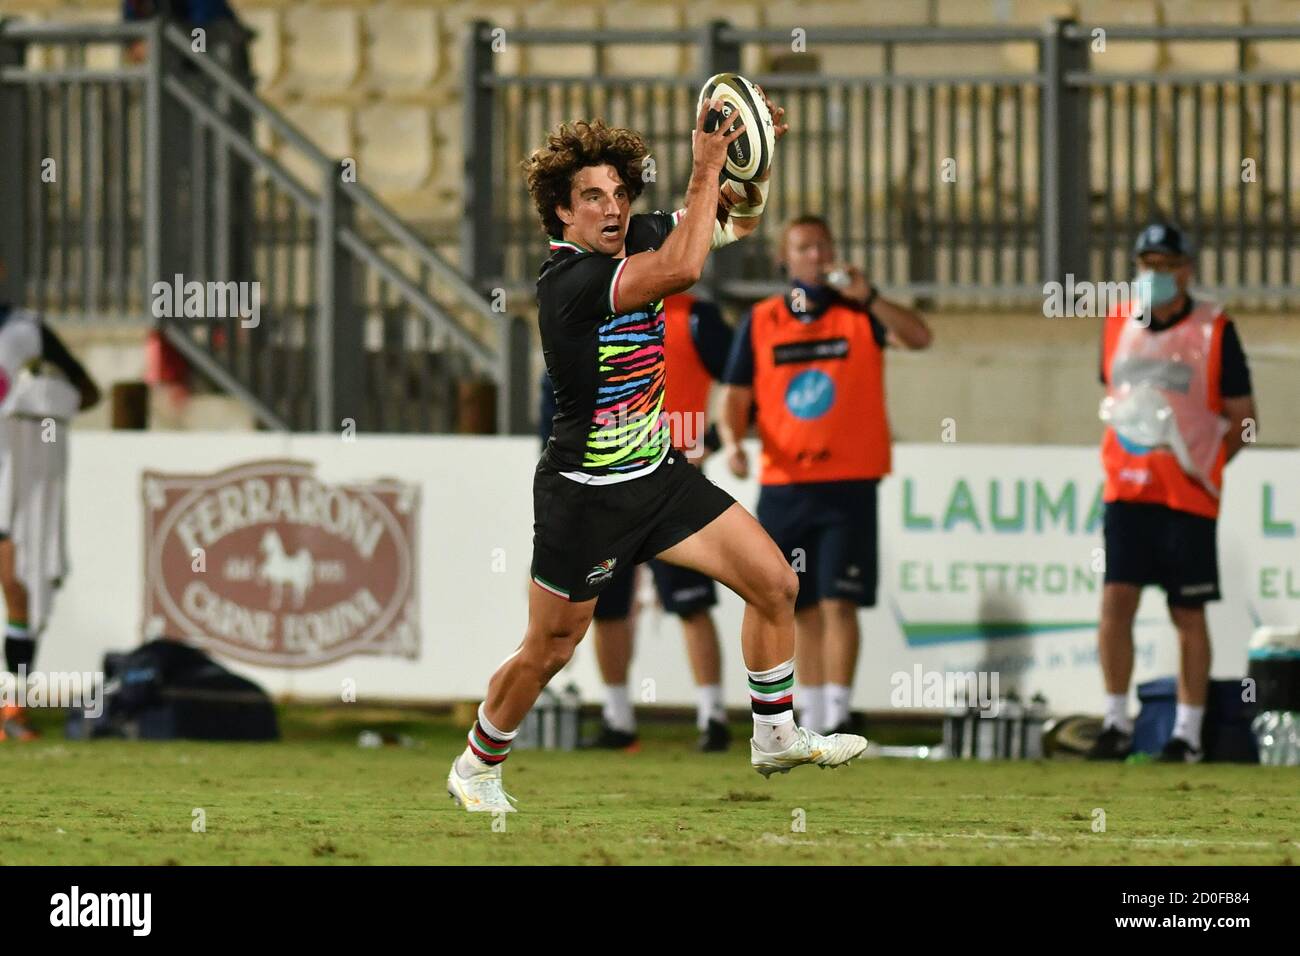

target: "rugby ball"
[696,72,775,183]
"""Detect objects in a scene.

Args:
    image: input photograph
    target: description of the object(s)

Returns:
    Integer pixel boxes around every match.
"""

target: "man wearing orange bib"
[1088,223,1256,763]
[720,215,931,734]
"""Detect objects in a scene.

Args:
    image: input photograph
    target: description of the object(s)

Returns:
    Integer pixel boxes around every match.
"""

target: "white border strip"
[608,256,631,315]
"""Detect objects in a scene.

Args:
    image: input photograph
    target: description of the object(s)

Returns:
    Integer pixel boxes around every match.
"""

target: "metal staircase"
[0,17,529,433]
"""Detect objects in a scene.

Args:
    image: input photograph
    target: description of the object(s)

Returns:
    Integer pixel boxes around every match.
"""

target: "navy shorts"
[757,479,879,610]
[592,560,718,620]
[1103,500,1221,607]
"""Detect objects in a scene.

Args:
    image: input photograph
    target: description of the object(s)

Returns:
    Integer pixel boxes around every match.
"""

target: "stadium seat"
[999,0,1082,25]
[1248,1,1300,71]
[279,102,353,190]
[1165,0,1244,74]
[995,0,1082,72]
[357,104,433,192]
[1083,0,1160,74]
[677,2,766,75]
[754,1,894,75]
[35,6,120,71]
[363,4,439,93]
[84,19,124,72]
[82,43,122,72]
[243,8,285,90]
[282,5,362,95]
[520,1,602,77]
[839,0,1009,75]
[281,101,354,156]
[439,5,524,80]
[2,0,68,12]
[16,13,53,71]
[601,1,684,77]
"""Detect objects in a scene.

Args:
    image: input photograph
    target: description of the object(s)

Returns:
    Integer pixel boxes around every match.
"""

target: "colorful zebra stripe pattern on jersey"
[468,718,513,765]
[587,302,671,473]
[748,659,796,718]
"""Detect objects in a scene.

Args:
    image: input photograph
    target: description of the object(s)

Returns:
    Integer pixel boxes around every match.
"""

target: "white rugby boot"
[750,725,869,778]
[447,760,518,813]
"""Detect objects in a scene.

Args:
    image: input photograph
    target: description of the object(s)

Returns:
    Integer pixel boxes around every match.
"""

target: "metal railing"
[465,19,1300,311]
[0,18,529,433]
[1063,23,1299,304]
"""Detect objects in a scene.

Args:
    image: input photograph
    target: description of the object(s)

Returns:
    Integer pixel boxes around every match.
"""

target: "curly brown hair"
[521,120,650,239]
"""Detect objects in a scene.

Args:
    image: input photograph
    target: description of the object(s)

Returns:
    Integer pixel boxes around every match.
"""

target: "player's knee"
[1100,589,1139,626]
[1169,604,1208,637]
[543,639,578,676]
[823,598,857,621]
[522,628,581,679]
[755,562,799,616]
[779,565,800,605]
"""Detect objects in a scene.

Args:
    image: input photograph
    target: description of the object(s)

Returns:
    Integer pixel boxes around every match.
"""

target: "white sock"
[455,748,490,777]
[602,684,636,733]
[750,657,798,752]
[455,702,517,777]
[1173,703,1205,751]
[825,684,851,730]
[753,711,798,753]
[797,684,823,732]
[696,684,724,731]
[1103,693,1132,734]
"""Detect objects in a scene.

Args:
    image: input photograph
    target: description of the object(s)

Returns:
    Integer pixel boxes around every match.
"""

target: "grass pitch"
[1,705,1296,865]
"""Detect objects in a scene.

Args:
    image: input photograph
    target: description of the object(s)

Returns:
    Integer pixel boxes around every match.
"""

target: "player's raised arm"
[611,99,744,313]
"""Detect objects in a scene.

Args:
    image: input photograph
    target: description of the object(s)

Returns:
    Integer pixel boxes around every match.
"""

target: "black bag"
[1134,676,1257,762]
[67,638,279,741]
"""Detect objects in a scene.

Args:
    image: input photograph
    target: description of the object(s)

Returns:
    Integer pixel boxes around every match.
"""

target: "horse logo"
[257,529,315,609]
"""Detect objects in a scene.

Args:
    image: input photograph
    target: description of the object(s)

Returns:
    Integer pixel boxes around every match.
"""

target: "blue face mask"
[1135,269,1179,309]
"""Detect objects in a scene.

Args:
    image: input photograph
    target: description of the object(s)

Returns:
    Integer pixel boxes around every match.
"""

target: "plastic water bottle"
[1282,712,1299,766]
[1252,711,1276,765]
[975,702,998,760]
[943,703,966,758]
[1001,693,1023,759]
[558,683,582,751]
[514,707,540,751]
[538,687,559,750]
[1024,693,1049,760]
[1250,710,1300,766]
